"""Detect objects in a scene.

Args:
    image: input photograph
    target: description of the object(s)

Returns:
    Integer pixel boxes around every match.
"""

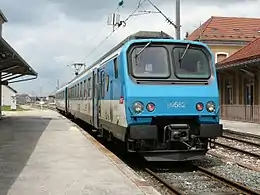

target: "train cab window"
[131,46,170,78]
[114,58,118,79]
[173,47,211,79]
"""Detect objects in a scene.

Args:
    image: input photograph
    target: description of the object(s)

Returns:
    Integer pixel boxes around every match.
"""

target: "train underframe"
[126,116,223,161]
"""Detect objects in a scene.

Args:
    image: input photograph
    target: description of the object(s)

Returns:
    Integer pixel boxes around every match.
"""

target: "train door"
[65,88,68,113]
[92,68,100,128]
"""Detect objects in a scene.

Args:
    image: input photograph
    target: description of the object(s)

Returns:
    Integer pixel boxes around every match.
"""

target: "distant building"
[1,85,17,106]
[16,94,32,105]
[48,95,55,104]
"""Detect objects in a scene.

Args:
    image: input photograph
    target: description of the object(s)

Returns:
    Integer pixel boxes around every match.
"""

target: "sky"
[1,0,260,96]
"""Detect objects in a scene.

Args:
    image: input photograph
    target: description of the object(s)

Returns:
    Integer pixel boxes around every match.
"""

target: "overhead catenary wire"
[81,4,122,54]
[81,0,147,63]
[146,0,177,28]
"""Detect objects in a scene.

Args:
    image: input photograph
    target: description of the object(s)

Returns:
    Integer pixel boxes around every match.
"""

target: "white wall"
[1,85,16,106]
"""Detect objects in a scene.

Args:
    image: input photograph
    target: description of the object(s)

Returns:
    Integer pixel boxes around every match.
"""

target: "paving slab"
[220,119,260,136]
[0,109,160,195]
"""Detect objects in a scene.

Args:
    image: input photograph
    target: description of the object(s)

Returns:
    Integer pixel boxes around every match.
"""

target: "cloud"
[1,0,260,95]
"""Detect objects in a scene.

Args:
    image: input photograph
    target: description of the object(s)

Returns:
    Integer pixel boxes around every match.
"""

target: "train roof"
[68,31,174,83]
[89,30,173,70]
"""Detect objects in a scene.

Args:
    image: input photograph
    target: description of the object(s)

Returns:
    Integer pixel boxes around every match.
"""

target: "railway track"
[42,106,260,194]
[223,129,260,140]
[222,135,260,147]
[214,134,260,159]
[145,165,260,195]
[213,141,260,158]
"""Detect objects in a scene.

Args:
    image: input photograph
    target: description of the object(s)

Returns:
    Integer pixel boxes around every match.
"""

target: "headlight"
[206,101,215,112]
[133,101,144,113]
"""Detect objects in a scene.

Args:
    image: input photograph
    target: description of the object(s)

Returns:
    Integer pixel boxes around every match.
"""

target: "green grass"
[1,105,30,111]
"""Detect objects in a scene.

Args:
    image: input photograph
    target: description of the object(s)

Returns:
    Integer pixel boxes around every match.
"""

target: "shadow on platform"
[0,116,51,195]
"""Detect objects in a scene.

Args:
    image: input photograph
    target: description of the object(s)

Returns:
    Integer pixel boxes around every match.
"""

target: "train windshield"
[172,47,211,79]
[131,46,170,78]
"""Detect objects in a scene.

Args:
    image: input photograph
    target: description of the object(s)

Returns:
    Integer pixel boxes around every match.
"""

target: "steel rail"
[144,168,185,195]
[221,135,260,147]
[196,166,260,195]
[214,141,260,158]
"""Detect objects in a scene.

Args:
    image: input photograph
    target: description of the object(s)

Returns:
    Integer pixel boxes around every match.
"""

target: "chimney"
[0,10,8,37]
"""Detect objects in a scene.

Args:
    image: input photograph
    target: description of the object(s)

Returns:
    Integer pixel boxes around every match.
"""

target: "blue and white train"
[56,31,223,161]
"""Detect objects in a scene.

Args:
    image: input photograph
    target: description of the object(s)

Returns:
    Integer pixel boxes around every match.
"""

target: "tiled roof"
[187,16,260,41]
[217,37,260,66]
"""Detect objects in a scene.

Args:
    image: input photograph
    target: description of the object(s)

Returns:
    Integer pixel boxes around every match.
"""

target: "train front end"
[123,39,223,161]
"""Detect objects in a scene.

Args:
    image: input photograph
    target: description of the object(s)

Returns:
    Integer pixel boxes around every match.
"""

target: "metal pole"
[175,0,181,39]
[0,23,2,119]
[0,72,2,119]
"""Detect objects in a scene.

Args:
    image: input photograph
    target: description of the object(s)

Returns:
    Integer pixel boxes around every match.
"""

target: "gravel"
[223,132,260,145]
[156,168,238,194]
[195,155,260,192]
[217,137,260,155]
[211,141,260,169]
[135,168,173,195]
[134,154,260,195]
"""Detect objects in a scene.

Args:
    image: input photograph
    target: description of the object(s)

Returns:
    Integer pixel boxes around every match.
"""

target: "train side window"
[77,83,79,99]
[114,58,118,79]
[74,85,76,98]
[84,80,86,99]
[74,85,76,99]
[106,74,109,91]
[80,82,83,99]
[88,77,92,98]
[75,84,78,99]
[101,71,105,98]
[78,83,80,98]
[78,83,80,99]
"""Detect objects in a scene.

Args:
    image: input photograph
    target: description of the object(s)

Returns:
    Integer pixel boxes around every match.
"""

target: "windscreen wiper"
[135,41,152,58]
[179,43,190,62]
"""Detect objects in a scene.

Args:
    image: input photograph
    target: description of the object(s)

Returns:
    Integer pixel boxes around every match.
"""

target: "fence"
[220,104,260,123]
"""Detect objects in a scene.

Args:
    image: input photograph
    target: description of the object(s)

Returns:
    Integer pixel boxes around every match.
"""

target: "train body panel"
[55,31,223,161]
[56,85,67,112]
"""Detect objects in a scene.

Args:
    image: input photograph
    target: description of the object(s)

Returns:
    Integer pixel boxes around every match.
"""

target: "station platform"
[220,119,260,136]
[0,108,160,195]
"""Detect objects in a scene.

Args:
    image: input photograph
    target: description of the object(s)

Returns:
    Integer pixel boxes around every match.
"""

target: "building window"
[215,52,229,63]
[225,78,233,104]
[245,82,254,105]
